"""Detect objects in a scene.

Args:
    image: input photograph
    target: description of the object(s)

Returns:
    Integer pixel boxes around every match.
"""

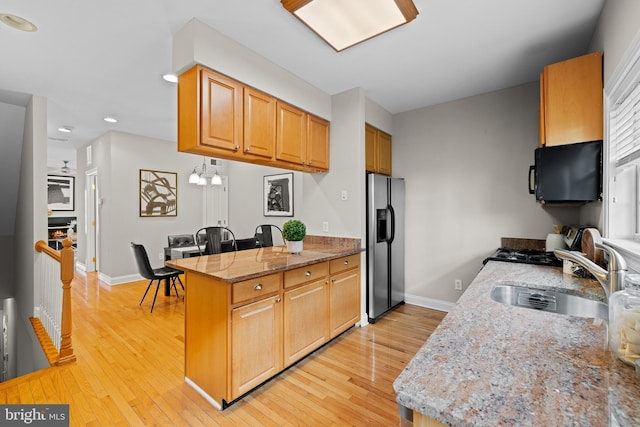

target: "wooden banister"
[35,238,77,365]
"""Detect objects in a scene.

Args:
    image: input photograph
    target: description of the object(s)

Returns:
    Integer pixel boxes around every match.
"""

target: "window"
[605,35,640,271]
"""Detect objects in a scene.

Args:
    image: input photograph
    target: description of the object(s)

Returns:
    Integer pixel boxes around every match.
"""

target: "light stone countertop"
[393,261,640,426]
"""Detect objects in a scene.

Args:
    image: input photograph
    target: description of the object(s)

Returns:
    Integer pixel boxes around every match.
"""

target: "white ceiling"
[0,0,606,169]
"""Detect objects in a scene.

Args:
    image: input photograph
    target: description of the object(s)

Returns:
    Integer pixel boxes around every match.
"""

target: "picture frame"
[47,175,75,212]
[139,169,177,217]
[264,172,293,217]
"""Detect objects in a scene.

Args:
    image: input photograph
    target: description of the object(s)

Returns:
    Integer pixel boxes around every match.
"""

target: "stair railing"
[34,238,76,365]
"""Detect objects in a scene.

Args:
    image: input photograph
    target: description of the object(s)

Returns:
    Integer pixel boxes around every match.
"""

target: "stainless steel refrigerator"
[366,173,405,322]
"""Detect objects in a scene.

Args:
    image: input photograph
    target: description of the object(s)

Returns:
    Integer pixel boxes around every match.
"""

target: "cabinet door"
[283,280,329,366]
[377,131,392,176]
[365,124,377,172]
[329,268,360,338]
[231,295,282,400]
[244,87,276,159]
[200,69,243,153]
[543,52,603,147]
[276,102,307,166]
[306,115,330,170]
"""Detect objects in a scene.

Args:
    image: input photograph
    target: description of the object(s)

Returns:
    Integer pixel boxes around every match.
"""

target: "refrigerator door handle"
[387,205,395,244]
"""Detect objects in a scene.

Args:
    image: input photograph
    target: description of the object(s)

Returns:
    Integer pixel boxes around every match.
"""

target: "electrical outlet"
[158,252,164,261]
[454,279,463,290]
[341,190,348,201]
[322,221,329,232]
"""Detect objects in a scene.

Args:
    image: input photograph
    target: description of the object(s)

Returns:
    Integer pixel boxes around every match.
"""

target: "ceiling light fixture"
[281,0,418,52]
[0,13,37,32]
[58,126,73,133]
[103,116,118,123]
[162,74,178,83]
[189,157,222,186]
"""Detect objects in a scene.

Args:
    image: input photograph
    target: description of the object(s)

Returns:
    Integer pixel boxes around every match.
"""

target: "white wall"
[77,131,211,284]
[14,95,49,375]
[393,82,580,303]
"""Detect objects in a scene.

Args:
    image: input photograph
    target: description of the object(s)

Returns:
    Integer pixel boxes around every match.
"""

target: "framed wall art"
[263,172,293,217]
[47,175,75,211]
[139,169,177,217]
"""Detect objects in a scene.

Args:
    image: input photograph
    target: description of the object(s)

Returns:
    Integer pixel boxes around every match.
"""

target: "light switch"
[341,190,348,201]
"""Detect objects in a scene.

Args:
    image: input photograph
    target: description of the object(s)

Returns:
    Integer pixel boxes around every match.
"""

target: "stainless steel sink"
[490,282,608,320]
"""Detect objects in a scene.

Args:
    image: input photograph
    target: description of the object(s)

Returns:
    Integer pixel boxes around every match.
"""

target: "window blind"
[613,80,640,166]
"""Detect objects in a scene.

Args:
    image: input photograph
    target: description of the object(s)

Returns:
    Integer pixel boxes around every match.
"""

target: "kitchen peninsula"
[394,261,640,426]
[167,236,362,409]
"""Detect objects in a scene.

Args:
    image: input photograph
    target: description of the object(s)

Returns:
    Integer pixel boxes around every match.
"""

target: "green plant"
[282,219,306,241]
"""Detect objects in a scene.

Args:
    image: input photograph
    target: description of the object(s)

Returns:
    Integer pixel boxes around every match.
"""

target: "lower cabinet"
[283,279,329,366]
[184,255,360,407]
[231,295,283,399]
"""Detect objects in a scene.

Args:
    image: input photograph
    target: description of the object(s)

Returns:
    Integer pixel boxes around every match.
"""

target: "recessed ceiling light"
[103,116,118,123]
[0,13,37,32]
[58,126,73,133]
[162,74,178,83]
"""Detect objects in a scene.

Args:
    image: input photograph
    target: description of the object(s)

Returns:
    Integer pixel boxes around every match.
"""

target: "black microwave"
[528,140,602,203]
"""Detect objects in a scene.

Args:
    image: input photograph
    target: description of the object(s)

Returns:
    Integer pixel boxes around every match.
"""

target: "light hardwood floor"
[0,272,446,426]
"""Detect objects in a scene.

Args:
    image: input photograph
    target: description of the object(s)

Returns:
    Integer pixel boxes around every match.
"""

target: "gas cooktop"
[483,247,563,267]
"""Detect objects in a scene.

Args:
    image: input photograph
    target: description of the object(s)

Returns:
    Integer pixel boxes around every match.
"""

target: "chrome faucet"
[554,243,627,300]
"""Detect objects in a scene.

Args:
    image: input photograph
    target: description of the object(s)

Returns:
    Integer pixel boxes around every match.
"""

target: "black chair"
[254,224,284,247]
[236,237,258,251]
[131,242,184,313]
[195,227,237,255]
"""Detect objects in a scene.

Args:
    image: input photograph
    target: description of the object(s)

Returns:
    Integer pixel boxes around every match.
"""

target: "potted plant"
[282,219,306,254]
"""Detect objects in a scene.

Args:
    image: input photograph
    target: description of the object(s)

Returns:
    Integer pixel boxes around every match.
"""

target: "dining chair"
[254,224,284,247]
[235,237,258,251]
[195,226,237,255]
[131,242,184,313]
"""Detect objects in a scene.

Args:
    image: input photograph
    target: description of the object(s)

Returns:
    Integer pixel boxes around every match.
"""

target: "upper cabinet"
[178,64,330,172]
[276,102,331,170]
[365,123,392,175]
[539,52,603,147]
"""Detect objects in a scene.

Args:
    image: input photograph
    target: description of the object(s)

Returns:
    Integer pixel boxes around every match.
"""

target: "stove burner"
[484,248,562,267]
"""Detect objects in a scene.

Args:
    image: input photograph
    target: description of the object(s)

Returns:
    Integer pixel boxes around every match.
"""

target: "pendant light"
[189,157,222,186]
[211,171,222,185]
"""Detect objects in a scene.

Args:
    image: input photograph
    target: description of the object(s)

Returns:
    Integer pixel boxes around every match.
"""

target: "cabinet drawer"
[330,254,360,274]
[284,262,329,289]
[232,274,281,305]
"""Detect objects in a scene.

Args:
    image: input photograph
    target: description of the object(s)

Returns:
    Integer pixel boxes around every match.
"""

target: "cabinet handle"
[235,145,240,151]
[305,271,312,276]
[245,147,250,152]
[254,284,263,291]
[332,278,336,283]
[325,280,329,285]
[343,260,349,265]
[308,161,312,165]
[276,297,281,303]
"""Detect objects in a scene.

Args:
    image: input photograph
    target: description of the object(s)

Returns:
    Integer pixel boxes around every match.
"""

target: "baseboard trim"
[404,294,455,313]
[98,272,142,286]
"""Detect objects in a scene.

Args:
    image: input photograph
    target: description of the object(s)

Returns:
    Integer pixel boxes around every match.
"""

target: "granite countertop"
[166,235,362,283]
[394,261,640,426]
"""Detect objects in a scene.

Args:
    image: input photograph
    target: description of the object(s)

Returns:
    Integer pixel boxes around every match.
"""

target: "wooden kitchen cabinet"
[276,101,330,171]
[243,86,276,159]
[329,254,361,337]
[178,64,330,172]
[539,52,603,147]
[181,254,359,407]
[231,295,282,399]
[283,279,329,366]
[365,123,392,175]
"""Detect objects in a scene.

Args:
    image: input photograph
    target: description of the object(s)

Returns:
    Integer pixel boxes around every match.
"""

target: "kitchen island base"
[168,244,362,409]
